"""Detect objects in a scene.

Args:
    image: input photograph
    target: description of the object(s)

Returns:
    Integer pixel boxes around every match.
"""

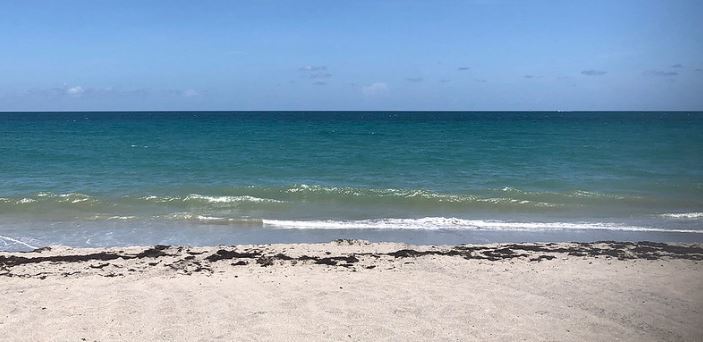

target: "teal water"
[1,112,702,250]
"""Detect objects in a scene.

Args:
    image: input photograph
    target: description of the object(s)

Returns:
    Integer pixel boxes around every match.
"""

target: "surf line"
[0,235,38,250]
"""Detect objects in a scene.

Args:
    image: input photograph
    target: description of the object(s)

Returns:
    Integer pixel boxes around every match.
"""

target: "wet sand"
[1,240,702,341]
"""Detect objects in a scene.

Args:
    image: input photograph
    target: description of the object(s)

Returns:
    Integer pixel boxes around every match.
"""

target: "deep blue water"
[1,112,702,250]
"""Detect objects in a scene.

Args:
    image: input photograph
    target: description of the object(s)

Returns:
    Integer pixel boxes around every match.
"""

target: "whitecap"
[87,215,138,221]
[139,195,180,202]
[659,212,703,219]
[183,194,283,204]
[168,213,263,225]
[106,215,137,220]
[261,217,701,233]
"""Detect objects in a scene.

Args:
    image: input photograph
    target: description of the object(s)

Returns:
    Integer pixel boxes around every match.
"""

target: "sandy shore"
[1,240,702,341]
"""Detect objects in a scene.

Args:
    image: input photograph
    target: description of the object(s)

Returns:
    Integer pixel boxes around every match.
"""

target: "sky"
[1,0,702,111]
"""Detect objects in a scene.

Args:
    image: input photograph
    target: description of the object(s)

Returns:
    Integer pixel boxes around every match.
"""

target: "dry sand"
[1,240,702,341]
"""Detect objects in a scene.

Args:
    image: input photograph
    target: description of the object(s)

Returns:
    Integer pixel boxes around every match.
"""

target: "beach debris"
[205,249,262,262]
[1,241,702,279]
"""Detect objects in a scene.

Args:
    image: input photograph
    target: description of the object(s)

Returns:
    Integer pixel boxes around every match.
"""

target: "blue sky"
[1,0,702,111]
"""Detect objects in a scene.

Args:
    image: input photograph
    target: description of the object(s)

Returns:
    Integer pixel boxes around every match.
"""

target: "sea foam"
[261,217,702,233]
[659,212,703,219]
[169,213,264,225]
[183,194,284,204]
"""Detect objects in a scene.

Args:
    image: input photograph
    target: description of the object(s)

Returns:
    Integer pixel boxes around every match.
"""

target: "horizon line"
[2,110,703,113]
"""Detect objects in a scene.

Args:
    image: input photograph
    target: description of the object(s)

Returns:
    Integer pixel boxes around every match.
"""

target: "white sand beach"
[1,241,702,341]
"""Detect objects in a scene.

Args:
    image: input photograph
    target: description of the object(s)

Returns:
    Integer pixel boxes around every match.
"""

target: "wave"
[499,187,631,200]
[0,186,683,219]
[168,213,264,225]
[284,184,645,204]
[182,194,284,204]
[0,192,284,209]
[87,215,138,221]
[137,194,284,204]
[138,195,181,202]
[659,212,703,219]
[285,184,472,202]
[261,217,702,233]
[5,193,96,205]
[0,235,38,250]
[283,184,562,208]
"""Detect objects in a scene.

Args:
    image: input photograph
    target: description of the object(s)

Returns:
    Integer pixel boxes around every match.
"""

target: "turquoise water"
[1,112,702,250]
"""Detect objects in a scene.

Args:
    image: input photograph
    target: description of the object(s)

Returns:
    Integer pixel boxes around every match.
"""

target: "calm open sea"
[1,112,701,250]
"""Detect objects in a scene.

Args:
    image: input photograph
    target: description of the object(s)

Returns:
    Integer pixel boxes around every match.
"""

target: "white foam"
[261,217,702,233]
[17,198,37,204]
[183,194,283,204]
[659,212,703,219]
[476,197,557,207]
[0,235,38,250]
[169,213,263,225]
[499,187,630,200]
[33,192,94,203]
[87,215,138,221]
[107,215,137,220]
[139,195,180,202]
[59,194,94,204]
[285,184,530,204]
[569,190,627,200]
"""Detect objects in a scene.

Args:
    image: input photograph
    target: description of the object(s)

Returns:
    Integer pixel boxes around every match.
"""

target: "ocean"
[1,112,701,251]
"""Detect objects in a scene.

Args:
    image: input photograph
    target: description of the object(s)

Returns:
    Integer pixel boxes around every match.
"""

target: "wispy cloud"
[671,64,683,68]
[523,74,540,79]
[644,70,678,77]
[312,81,327,86]
[181,89,200,97]
[311,72,332,79]
[581,70,607,76]
[405,77,423,82]
[25,85,148,99]
[457,67,470,71]
[361,82,388,96]
[299,65,327,72]
[65,86,85,97]
[299,65,332,81]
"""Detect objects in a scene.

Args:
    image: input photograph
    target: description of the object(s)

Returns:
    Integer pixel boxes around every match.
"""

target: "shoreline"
[2,240,702,341]
[2,240,702,277]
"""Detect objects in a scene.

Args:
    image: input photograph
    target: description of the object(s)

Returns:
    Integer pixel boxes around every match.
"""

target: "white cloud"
[299,65,327,72]
[65,86,85,97]
[361,82,388,96]
[182,89,200,97]
[299,65,332,81]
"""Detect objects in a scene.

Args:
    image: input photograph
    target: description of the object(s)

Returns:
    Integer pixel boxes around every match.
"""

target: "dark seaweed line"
[0,245,172,268]
[1,241,702,278]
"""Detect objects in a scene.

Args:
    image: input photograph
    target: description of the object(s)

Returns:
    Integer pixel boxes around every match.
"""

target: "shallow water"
[1,112,702,250]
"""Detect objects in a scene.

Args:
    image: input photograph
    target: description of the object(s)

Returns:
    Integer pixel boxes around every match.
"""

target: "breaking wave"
[182,194,284,204]
[659,212,703,219]
[261,217,702,233]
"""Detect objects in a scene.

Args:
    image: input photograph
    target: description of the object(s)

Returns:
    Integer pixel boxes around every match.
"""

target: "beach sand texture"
[1,241,702,341]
